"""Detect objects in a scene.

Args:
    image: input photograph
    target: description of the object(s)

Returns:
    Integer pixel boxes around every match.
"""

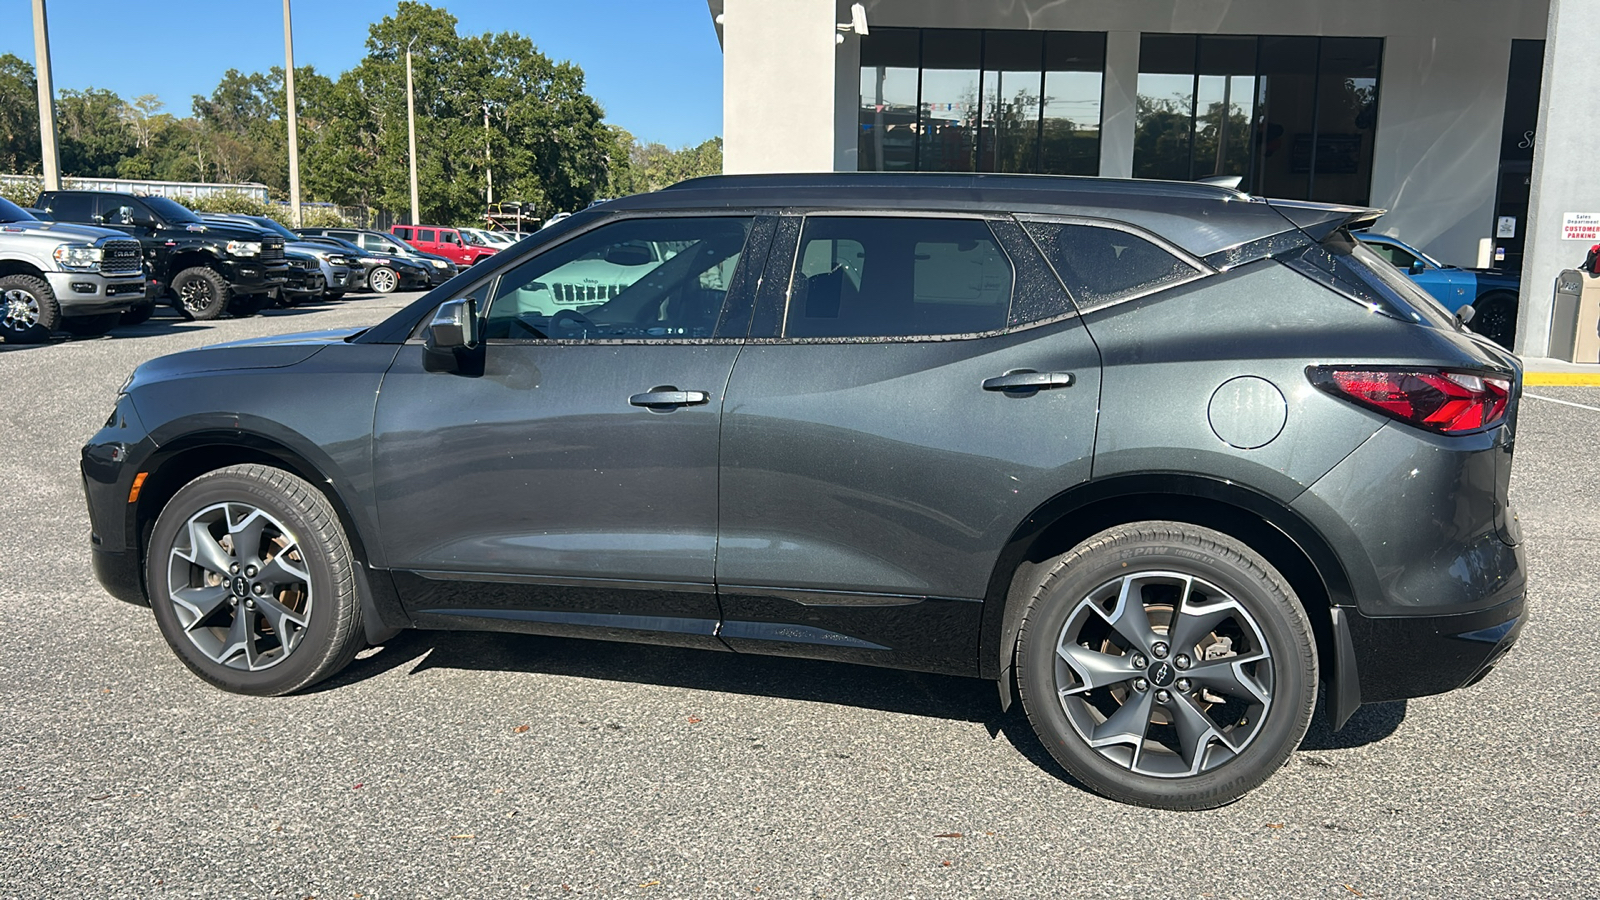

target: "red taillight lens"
[1314,368,1511,434]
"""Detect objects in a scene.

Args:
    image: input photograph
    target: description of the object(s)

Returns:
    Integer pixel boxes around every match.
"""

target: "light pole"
[283,0,302,226]
[405,36,420,225]
[30,0,61,191]
[482,100,494,209]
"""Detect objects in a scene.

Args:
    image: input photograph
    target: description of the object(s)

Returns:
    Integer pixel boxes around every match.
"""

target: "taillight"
[1310,367,1511,434]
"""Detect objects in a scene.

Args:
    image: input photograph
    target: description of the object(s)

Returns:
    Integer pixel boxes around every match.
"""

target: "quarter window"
[1024,221,1201,309]
[484,216,752,341]
[786,217,1012,339]
[393,227,413,240]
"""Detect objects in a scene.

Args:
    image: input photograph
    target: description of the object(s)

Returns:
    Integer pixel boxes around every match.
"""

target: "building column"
[1518,0,1600,356]
[722,0,839,174]
[1098,31,1139,178]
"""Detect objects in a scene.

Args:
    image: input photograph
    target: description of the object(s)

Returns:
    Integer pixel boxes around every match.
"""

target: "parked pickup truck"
[390,224,498,267]
[35,190,289,321]
[0,195,145,343]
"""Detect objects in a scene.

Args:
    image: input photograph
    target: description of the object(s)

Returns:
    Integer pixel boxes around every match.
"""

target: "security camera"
[836,2,868,41]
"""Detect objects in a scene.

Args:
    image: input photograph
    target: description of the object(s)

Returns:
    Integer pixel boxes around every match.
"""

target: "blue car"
[1358,232,1519,348]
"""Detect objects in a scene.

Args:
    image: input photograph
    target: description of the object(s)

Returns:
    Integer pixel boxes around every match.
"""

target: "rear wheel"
[1015,522,1317,810]
[145,464,365,695]
[1472,291,1518,349]
[61,312,121,337]
[171,267,231,321]
[0,274,60,343]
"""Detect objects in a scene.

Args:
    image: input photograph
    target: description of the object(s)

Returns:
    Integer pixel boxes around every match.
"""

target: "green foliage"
[0,2,716,226]
[0,54,40,175]
[609,134,723,195]
[0,174,42,206]
[167,190,350,227]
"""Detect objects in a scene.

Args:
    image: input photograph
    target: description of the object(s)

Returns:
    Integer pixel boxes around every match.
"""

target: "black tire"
[1472,291,1518,349]
[61,312,121,337]
[170,266,231,321]
[145,464,365,696]
[366,265,398,294]
[0,273,61,343]
[1015,522,1317,810]
[119,302,154,327]
[226,292,270,318]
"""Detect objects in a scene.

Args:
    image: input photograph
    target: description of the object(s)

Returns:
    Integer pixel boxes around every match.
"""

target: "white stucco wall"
[717,0,1552,269]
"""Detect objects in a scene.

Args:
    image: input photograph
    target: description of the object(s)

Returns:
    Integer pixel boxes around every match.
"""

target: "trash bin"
[1550,269,1600,364]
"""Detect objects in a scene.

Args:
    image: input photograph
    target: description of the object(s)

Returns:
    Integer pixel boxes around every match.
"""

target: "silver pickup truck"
[1,195,146,343]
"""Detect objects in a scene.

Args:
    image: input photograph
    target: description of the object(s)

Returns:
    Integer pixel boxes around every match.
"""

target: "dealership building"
[708,0,1600,357]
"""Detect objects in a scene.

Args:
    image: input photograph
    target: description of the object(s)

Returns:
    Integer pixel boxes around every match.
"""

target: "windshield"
[0,196,37,223]
[251,216,299,240]
[142,196,201,223]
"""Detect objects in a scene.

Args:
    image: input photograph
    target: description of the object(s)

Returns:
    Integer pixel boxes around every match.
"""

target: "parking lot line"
[1525,392,1600,412]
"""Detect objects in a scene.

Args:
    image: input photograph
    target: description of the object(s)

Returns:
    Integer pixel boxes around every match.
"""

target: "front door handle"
[982,371,1075,392]
[629,389,710,409]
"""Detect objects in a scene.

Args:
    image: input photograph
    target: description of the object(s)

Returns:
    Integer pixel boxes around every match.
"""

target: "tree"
[56,87,135,177]
[0,54,41,175]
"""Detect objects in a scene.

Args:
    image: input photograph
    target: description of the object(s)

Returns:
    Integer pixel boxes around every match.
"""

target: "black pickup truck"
[34,191,289,321]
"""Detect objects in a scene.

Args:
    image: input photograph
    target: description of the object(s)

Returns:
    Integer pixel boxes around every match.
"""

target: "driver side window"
[484,216,752,341]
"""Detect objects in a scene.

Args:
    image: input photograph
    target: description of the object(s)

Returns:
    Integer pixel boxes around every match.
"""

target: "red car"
[390,224,498,267]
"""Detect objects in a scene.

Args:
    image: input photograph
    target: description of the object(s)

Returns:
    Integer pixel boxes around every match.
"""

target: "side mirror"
[1409,260,1426,275]
[423,297,482,374]
[131,214,158,228]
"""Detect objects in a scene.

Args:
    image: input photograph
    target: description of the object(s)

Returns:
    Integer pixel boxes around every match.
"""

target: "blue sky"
[0,0,724,147]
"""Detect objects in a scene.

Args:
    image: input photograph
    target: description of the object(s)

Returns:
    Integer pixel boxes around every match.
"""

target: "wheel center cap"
[1148,660,1176,687]
[231,575,249,597]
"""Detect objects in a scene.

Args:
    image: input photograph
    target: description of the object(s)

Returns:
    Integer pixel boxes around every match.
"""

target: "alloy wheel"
[369,268,397,292]
[2,288,40,332]
[165,501,314,671]
[178,279,215,315]
[1053,571,1274,778]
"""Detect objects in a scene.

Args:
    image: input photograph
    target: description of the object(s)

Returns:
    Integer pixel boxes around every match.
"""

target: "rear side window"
[418,229,436,242]
[1023,221,1201,310]
[43,193,94,222]
[1288,229,1458,329]
[393,226,412,240]
[786,217,1012,339]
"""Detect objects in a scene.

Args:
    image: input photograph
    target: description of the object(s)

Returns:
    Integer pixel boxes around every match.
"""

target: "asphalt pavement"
[1,295,1596,898]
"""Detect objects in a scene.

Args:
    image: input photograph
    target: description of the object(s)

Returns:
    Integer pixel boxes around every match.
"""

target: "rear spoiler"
[1267,198,1386,241]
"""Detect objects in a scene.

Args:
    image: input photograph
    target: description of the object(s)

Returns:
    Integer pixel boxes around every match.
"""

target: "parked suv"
[82,174,1525,809]
[391,224,498,267]
[297,227,457,287]
[0,196,144,342]
[35,190,288,321]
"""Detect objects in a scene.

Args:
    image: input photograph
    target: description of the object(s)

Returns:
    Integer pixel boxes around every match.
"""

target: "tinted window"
[140,196,201,223]
[393,227,412,240]
[43,193,95,222]
[787,217,1012,339]
[484,216,752,341]
[1024,221,1201,308]
[418,229,436,242]
[1362,240,1419,269]
[0,196,36,223]
[99,197,151,226]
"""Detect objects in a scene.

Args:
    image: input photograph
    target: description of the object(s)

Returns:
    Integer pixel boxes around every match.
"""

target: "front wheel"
[366,266,398,294]
[170,267,231,320]
[145,464,366,695]
[0,274,62,343]
[1015,522,1317,810]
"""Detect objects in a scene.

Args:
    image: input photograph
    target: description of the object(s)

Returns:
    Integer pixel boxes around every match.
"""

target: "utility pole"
[406,37,420,225]
[282,0,302,226]
[482,100,494,208]
[30,0,61,191]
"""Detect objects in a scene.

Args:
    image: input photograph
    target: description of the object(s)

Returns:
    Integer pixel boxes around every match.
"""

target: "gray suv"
[1,196,144,342]
[82,174,1525,809]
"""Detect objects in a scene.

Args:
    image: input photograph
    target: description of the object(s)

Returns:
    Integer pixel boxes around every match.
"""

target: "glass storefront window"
[859,29,920,172]
[979,31,1044,173]
[1136,34,1382,204]
[858,27,1104,175]
[1041,32,1104,176]
[919,30,983,173]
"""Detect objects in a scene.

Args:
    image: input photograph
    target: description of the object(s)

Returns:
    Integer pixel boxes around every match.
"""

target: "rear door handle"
[982,371,1075,392]
[629,389,710,409]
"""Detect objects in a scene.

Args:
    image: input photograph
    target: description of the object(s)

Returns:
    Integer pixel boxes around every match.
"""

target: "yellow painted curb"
[1524,372,1600,386]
